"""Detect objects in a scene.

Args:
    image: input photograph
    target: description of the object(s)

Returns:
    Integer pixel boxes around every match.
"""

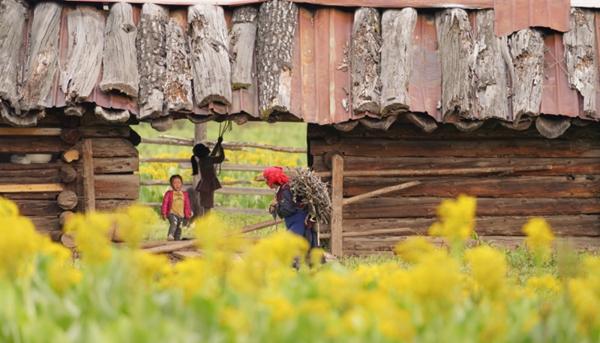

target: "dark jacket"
[275,184,302,218]
[192,142,225,209]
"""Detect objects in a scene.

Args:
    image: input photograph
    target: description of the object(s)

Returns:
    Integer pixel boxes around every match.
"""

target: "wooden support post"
[330,154,344,257]
[82,139,96,211]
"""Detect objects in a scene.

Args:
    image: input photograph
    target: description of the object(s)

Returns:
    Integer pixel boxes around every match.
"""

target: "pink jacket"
[161,190,192,219]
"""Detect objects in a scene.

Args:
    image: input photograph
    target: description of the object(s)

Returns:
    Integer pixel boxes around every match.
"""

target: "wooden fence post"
[82,139,96,211]
[331,154,344,257]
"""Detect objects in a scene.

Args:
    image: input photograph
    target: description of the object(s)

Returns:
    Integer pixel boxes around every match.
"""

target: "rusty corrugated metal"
[540,33,579,117]
[494,0,571,36]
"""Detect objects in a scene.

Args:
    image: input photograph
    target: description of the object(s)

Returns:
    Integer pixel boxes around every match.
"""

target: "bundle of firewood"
[289,168,332,224]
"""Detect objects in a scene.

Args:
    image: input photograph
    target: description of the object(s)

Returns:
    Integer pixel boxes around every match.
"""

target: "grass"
[135,119,307,240]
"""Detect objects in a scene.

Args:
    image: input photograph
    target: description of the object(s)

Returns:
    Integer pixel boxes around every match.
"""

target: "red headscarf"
[263,166,289,188]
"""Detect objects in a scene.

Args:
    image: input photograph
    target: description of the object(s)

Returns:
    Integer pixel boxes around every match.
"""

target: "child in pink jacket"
[161,175,192,240]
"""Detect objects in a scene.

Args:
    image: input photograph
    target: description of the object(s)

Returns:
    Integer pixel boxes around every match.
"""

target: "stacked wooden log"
[0,114,138,239]
[309,122,600,255]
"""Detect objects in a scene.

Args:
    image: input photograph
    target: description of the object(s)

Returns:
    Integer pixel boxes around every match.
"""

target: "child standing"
[161,175,192,241]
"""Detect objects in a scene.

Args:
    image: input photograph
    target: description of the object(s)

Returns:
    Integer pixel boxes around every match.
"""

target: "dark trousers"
[168,214,183,240]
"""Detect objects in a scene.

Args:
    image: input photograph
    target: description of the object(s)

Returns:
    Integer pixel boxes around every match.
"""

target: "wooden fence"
[140,136,306,215]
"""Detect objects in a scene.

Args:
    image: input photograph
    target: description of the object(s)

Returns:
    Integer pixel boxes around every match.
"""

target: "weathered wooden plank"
[435,8,473,121]
[2,192,60,200]
[344,197,600,219]
[61,6,105,103]
[0,0,28,108]
[30,216,61,232]
[343,215,600,237]
[564,8,598,119]
[0,167,60,184]
[309,138,600,158]
[96,199,135,211]
[0,137,69,153]
[0,162,63,171]
[330,154,344,256]
[307,122,600,140]
[92,157,139,173]
[0,183,64,193]
[13,200,61,217]
[351,7,381,115]
[165,12,193,113]
[230,6,258,90]
[136,3,168,119]
[100,2,139,98]
[380,8,417,116]
[311,156,600,176]
[344,175,600,198]
[509,29,544,120]
[343,236,600,254]
[82,139,96,211]
[95,174,139,199]
[79,126,131,138]
[256,0,298,117]
[91,138,138,158]
[20,2,62,111]
[473,10,511,121]
[188,5,231,107]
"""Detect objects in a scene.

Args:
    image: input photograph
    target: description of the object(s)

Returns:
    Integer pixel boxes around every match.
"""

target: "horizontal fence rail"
[141,137,307,153]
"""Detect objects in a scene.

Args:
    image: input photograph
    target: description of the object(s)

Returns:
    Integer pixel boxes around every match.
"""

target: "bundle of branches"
[289,168,332,224]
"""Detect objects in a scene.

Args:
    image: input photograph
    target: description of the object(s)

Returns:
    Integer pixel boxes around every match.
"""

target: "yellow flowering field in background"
[1,195,599,342]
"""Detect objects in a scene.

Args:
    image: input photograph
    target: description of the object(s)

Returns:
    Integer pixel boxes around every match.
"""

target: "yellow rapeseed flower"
[115,205,157,248]
[525,274,561,296]
[522,218,555,260]
[428,195,476,243]
[64,212,113,264]
[0,214,42,278]
[465,245,507,297]
[394,236,437,264]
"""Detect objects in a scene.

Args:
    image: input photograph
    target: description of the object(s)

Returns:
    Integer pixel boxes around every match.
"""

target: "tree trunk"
[61,6,105,103]
[136,3,168,119]
[564,8,598,119]
[436,9,473,121]
[473,10,511,121]
[0,0,28,109]
[20,2,62,111]
[380,8,416,116]
[230,6,258,90]
[100,2,139,98]
[188,5,232,107]
[509,29,544,121]
[165,13,193,113]
[351,8,381,116]
[256,0,298,118]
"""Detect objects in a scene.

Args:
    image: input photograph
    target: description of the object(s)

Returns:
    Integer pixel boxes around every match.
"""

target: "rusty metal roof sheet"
[494,0,571,36]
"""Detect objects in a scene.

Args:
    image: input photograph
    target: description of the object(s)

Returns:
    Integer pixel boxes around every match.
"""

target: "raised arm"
[209,137,225,164]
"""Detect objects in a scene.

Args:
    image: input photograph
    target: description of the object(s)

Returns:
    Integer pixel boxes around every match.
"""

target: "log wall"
[309,122,600,255]
[0,118,138,238]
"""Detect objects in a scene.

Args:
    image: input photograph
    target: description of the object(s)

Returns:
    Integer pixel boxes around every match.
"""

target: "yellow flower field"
[1,195,599,342]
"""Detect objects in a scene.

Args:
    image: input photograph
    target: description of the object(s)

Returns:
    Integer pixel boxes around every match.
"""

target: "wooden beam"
[82,139,96,211]
[256,0,298,117]
[188,5,232,107]
[100,2,139,97]
[330,154,344,256]
[0,0,27,108]
[509,29,544,120]
[0,183,64,193]
[230,6,258,89]
[165,11,193,113]
[381,8,416,116]
[137,3,168,119]
[351,7,381,116]
[316,165,553,178]
[343,181,420,206]
[61,6,105,103]
[20,2,61,111]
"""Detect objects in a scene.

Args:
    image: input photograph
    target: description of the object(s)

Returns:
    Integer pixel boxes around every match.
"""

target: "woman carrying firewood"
[263,166,318,249]
[191,137,225,215]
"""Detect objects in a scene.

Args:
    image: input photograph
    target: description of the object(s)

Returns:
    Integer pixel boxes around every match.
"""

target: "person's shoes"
[167,234,174,241]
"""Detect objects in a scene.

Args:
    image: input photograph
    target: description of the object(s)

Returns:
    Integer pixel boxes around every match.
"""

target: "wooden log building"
[0,0,599,254]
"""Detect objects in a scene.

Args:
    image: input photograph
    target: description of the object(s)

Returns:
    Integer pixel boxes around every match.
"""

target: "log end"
[99,82,138,99]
